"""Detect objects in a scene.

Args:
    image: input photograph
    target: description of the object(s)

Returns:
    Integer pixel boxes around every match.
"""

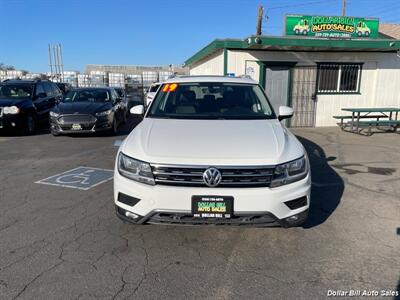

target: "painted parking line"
[36,166,114,190]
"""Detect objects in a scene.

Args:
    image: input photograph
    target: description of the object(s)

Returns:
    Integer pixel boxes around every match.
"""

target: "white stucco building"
[184,35,400,127]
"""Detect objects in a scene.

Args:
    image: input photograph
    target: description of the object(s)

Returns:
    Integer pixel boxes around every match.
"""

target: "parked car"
[49,87,127,136]
[145,82,161,107]
[114,87,129,117]
[0,79,62,134]
[55,82,73,95]
[114,76,311,227]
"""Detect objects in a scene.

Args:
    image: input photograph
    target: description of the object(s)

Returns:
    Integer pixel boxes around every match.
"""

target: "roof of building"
[379,23,400,39]
[164,75,257,84]
[184,35,400,67]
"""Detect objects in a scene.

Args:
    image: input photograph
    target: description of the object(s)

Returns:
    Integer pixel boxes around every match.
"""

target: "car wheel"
[123,110,127,124]
[51,130,60,136]
[109,118,118,135]
[365,31,370,37]
[295,29,300,35]
[23,114,36,135]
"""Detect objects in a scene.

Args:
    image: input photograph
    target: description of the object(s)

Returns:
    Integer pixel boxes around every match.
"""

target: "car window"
[63,89,111,103]
[43,82,53,96]
[35,83,45,96]
[51,83,59,94]
[148,82,275,120]
[0,84,33,99]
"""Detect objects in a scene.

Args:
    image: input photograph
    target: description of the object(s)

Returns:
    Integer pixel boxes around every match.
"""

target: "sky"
[1,0,400,73]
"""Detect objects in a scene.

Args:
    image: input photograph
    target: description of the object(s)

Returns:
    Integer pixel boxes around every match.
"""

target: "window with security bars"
[317,63,362,94]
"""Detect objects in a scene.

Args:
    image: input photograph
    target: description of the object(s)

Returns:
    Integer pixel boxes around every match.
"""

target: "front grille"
[58,114,96,124]
[147,212,278,226]
[59,124,94,130]
[151,164,274,188]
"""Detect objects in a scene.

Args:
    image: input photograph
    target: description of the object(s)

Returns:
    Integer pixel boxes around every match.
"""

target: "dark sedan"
[49,87,127,136]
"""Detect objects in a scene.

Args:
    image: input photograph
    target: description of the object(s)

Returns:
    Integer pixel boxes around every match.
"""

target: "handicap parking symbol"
[36,167,114,190]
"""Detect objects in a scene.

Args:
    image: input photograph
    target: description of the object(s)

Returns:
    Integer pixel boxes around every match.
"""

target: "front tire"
[109,117,118,135]
[51,130,60,136]
[23,114,36,135]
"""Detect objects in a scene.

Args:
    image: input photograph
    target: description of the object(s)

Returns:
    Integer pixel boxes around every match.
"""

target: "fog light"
[286,215,299,223]
[125,211,139,219]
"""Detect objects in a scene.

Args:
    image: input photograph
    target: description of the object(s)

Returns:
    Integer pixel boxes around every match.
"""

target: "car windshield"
[148,82,275,120]
[63,89,111,103]
[0,84,33,99]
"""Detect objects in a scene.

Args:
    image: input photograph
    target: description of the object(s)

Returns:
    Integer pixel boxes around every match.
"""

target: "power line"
[266,0,339,11]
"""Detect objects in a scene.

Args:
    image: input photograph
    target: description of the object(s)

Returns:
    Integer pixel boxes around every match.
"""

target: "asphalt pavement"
[0,119,399,299]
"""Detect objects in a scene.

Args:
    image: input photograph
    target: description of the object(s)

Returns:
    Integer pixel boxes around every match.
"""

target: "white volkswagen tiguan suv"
[114,76,311,227]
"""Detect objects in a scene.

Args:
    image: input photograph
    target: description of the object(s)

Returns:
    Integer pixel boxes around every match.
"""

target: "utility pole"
[342,0,346,16]
[256,5,264,36]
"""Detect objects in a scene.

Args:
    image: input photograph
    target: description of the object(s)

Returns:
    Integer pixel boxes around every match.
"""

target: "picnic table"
[333,107,400,135]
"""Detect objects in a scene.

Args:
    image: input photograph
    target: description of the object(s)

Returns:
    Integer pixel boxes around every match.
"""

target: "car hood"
[121,118,305,165]
[0,98,30,107]
[55,102,111,114]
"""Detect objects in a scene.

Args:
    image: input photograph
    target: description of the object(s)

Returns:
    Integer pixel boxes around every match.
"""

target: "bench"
[357,120,400,135]
[333,115,388,129]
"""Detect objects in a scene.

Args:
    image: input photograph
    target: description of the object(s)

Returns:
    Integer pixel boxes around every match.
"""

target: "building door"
[290,66,317,127]
[264,66,290,113]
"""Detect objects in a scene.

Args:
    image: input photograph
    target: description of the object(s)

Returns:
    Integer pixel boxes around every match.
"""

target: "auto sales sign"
[285,15,379,39]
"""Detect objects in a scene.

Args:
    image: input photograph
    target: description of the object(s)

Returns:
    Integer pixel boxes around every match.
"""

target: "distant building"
[85,64,188,76]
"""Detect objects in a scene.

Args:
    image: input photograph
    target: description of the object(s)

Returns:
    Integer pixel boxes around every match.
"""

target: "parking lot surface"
[0,120,399,299]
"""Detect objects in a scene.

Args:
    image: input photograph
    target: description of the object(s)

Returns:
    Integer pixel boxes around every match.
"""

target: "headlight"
[3,106,20,114]
[118,152,155,185]
[96,109,112,117]
[270,156,308,188]
[49,111,59,117]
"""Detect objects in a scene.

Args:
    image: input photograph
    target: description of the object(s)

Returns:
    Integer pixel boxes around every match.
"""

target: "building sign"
[285,15,379,39]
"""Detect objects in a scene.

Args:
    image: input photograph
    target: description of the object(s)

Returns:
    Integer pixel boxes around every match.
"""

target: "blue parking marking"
[36,167,114,190]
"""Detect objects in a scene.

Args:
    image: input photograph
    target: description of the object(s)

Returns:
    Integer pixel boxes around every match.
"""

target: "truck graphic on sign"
[293,19,310,35]
[356,21,371,37]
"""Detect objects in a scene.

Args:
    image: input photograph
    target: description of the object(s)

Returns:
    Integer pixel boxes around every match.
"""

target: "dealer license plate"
[192,196,233,219]
[71,124,82,130]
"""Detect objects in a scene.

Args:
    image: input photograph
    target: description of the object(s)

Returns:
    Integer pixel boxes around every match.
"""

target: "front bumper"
[50,115,112,134]
[0,114,25,130]
[114,170,311,227]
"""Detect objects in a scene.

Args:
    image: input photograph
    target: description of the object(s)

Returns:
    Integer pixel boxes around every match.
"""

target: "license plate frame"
[71,124,82,130]
[192,196,233,219]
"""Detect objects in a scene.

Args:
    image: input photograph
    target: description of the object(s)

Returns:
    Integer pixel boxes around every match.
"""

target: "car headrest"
[180,90,196,104]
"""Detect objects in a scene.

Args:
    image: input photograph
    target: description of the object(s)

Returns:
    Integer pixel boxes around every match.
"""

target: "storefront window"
[317,63,362,94]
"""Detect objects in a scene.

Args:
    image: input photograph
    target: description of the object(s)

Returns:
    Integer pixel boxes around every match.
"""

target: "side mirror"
[130,105,144,115]
[278,106,294,121]
[38,92,47,98]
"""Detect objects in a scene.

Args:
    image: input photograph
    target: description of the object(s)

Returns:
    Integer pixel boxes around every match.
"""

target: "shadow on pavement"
[296,136,344,229]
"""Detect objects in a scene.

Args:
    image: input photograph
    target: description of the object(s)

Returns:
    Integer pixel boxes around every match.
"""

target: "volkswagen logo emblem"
[203,167,222,187]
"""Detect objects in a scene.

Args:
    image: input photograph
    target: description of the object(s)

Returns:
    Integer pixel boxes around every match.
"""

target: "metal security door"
[290,66,317,127]
[264,66,290,113]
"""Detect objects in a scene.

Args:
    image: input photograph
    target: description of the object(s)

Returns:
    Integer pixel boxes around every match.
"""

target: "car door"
[32,83,48,120]
[43,82,58,112]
